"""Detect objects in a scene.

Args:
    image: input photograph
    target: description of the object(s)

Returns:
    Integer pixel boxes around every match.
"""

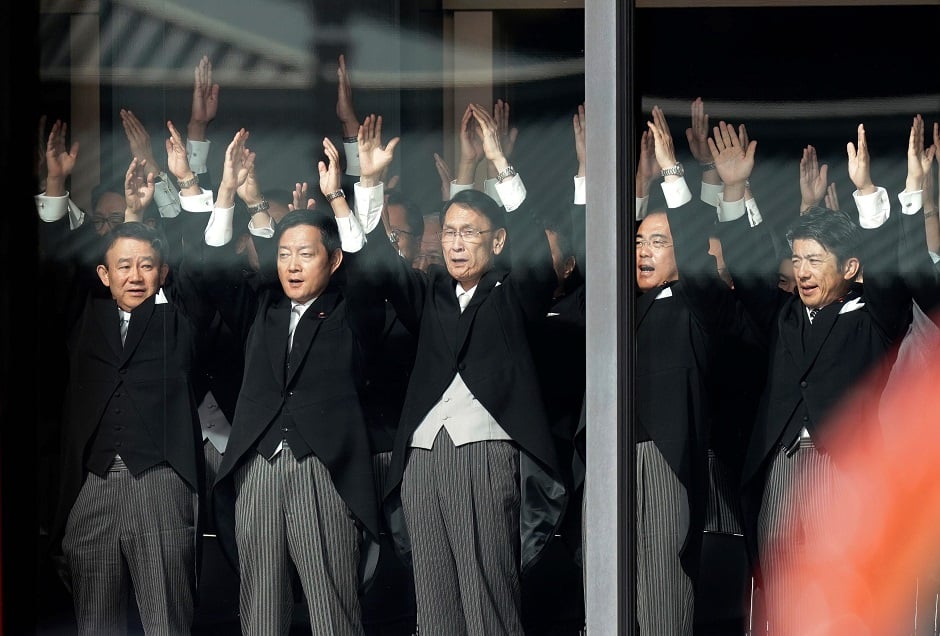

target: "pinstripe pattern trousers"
[234,449,364,636]
[757,440,836,635]
[401,429,522,636]
[62,462,196,636]
[636,441,694,636]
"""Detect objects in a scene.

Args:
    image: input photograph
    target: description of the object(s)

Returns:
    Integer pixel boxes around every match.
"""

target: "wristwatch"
[177,173,199,189]
[661,162,684,178]
[247,198,270,214]
[495,165,517,183]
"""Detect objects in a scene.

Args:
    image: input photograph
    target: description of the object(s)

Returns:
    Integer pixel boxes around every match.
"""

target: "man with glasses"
[349,107,567,635]
[633,106,764,635]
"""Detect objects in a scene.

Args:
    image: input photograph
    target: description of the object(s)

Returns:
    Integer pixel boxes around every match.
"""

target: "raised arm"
[847,123,877,196]
[708,120,757,204]
[44,119,79,198]
[188,55,219,143]
[357,114,400,188]
[486,99,518,179]
[799,144,830,214]
[685,97,720,187]
[122,157,156,223]
[455,104,485,186]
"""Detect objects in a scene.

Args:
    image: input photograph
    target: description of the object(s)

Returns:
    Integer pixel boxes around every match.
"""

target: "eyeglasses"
[388,228,418,243]
[93,212,126,229]
[439,228,494,244]
[635,238,672,250]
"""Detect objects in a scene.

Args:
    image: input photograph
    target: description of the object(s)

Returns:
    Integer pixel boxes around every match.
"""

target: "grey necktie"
[287,306,302,352]
[120,313,130,345]
[457,292,471,313]
[808,308,818,323]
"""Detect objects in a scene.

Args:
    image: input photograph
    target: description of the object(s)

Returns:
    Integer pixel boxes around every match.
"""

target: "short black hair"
[785,208,861,266]
[274,209,341,254]
[386,190,424,237]
[440,189,505,230]
[99,221,168,267]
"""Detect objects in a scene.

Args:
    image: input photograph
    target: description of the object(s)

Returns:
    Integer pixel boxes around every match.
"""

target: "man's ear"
[159,263,170,286]
[842,257,860,281]
[492,228,508,255]
[96,264,110,288]
[330,248,344,274]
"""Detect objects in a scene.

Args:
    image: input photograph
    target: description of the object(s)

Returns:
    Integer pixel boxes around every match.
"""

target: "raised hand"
[357,113,400,187]
[573,102,586,178]
[44,119,79,197]
[236,161,264,209]
[336,54,360,138]
[494,99,518,160]
[433,153,453,201]
[121,109,161,176]
[165,120,199,191]
[123,157,156,223]
[707,120,757,190]
[684,97,712,165]
[456,104,485,184]
[288,181,316,212]
[906,114,934,194]
[318,137,353,218]
[646,105,678,171]
[846,124,875,194]
[188,55,219,142]
[799,144,829,213]
[216,128,253,208]
[636,130,658,198]
[469,103,508,171]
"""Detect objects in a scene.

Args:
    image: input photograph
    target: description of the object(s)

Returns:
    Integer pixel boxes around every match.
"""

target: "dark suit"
[634,200,764,635]
[211,256,384,634]
[42,216,205,635]
[718,205,918,632]
[359,196,567,634]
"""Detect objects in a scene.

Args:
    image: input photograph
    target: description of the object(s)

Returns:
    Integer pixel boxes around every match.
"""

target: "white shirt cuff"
[660,177,692,209]
[574,175,586,205]
[493,174,526,212]
[186,139,211,175]
[854,187,891,229]
[343,141,361,177]
[36,192,74,224]
[483,178,504,208]
[180,188,215,213]
[337,214,366,252]
[204,205,234,246]
[700,181,723,208]
[745,197,763,227]
[248,215,275,238]
[353,182,385,234]
[717,194,748,223]
[449,181,474,198]
[899,190,923,216]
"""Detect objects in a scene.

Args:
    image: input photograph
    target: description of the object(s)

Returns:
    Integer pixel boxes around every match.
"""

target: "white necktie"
[287,306,302,352]
[457,292,471,313]
[120,313,130,345]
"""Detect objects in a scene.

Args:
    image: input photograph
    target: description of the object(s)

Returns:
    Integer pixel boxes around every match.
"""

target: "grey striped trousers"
[233,449,364,636]
[401,430,523,636]
[636,441,694,636]
[62,462,196,636]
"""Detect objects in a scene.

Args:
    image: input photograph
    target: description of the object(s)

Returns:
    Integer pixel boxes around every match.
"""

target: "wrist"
[246,197,269,214]
[177,172,199,189]
[187,122,208,141]
[359,176,378,188]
